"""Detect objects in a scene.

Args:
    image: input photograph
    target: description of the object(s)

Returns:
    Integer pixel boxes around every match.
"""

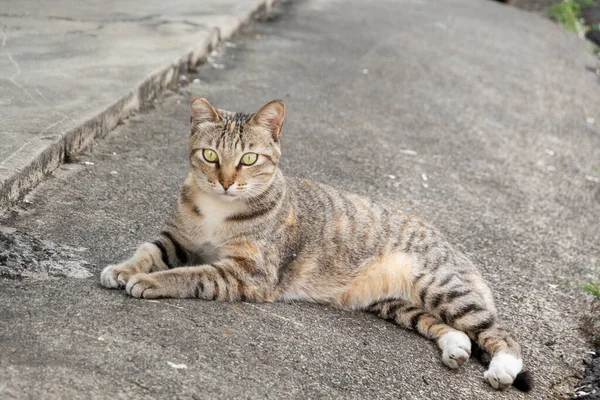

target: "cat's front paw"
[100,264,137,289]
[484,351,522,390]
[438,331,471,369]
[125,273,164,299]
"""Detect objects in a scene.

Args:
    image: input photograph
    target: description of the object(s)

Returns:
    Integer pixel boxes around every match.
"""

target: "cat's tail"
[470,339,534,393]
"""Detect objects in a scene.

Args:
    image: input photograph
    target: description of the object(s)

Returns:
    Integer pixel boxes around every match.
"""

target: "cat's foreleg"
[100,231,187,289]
[124,256,274,302]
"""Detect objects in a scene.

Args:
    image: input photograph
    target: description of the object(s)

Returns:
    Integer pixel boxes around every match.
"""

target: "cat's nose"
[219,181,234,191]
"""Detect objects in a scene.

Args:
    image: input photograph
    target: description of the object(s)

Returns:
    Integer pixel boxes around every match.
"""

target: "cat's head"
[188,97,285,201]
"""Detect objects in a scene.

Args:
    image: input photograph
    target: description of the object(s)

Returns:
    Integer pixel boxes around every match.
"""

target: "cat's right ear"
[189,97,221,129]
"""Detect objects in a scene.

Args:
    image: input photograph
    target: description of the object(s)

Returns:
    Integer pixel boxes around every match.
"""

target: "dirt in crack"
[0,227,93,279]
[573,348,600,400]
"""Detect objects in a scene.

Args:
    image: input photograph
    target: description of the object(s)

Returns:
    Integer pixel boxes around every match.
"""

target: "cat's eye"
[202,149,218,163]
[240,152,258,166]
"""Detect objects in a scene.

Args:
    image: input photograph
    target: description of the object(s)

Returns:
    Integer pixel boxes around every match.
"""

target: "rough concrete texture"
[0,227,91,280]
[1,0,600,398]
[0,0,275,211]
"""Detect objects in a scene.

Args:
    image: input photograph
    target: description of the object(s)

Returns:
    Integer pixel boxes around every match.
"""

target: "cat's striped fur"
[101,98,532,392]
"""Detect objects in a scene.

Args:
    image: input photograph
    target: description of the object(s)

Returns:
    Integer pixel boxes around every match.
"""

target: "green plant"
[584,281,600,298]
[550,0,597,35]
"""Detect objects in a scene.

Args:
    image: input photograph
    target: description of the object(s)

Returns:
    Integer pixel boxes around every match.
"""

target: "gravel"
[574,348,600,400]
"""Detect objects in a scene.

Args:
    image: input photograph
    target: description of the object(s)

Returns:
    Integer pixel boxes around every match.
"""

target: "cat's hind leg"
[368,299,472,369]
[418,270,530,391]
[452,305,526,391]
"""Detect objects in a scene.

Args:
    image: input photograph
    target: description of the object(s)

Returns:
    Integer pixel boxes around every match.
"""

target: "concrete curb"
[0,0,276,212]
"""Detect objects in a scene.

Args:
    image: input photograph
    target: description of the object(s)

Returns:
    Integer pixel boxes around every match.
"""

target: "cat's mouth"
[219,192,238,200]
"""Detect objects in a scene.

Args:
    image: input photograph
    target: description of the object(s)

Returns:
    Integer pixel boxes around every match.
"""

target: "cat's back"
[283,176,408,256]
[285,176,401,220]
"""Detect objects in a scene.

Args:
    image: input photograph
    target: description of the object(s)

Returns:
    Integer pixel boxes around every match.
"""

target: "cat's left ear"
[251,100,285,140]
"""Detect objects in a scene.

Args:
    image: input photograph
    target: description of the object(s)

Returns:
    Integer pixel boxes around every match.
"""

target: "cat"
[100,97,533,392]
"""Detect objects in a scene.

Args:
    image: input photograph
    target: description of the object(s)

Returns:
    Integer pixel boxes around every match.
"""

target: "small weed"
[550,0,597,36]
[584,281,600,298]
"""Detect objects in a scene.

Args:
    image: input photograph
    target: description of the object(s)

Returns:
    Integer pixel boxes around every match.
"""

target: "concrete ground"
[0,0,273,210]
[2,0,600,398]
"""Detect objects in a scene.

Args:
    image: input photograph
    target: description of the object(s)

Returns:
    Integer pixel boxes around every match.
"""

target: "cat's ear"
[189,97,222,126]
[251,100,285,140]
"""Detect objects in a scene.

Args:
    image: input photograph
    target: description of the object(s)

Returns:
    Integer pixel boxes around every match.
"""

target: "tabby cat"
[100,98,532,392]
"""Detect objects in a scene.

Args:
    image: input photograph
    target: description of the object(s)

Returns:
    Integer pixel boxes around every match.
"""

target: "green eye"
[202,149,218,163]
[240,153,258,166]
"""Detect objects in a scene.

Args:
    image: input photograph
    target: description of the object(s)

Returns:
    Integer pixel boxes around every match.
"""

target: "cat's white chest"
[196,193,246,242]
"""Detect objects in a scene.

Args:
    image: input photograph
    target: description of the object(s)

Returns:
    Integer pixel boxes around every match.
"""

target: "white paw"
[100,265,120,288]
[438,331,471,369]
[484,351,523,390]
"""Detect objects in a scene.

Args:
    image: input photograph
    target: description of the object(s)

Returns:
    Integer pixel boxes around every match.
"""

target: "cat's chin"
[196,184,242,202]
[216,192,241,202]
